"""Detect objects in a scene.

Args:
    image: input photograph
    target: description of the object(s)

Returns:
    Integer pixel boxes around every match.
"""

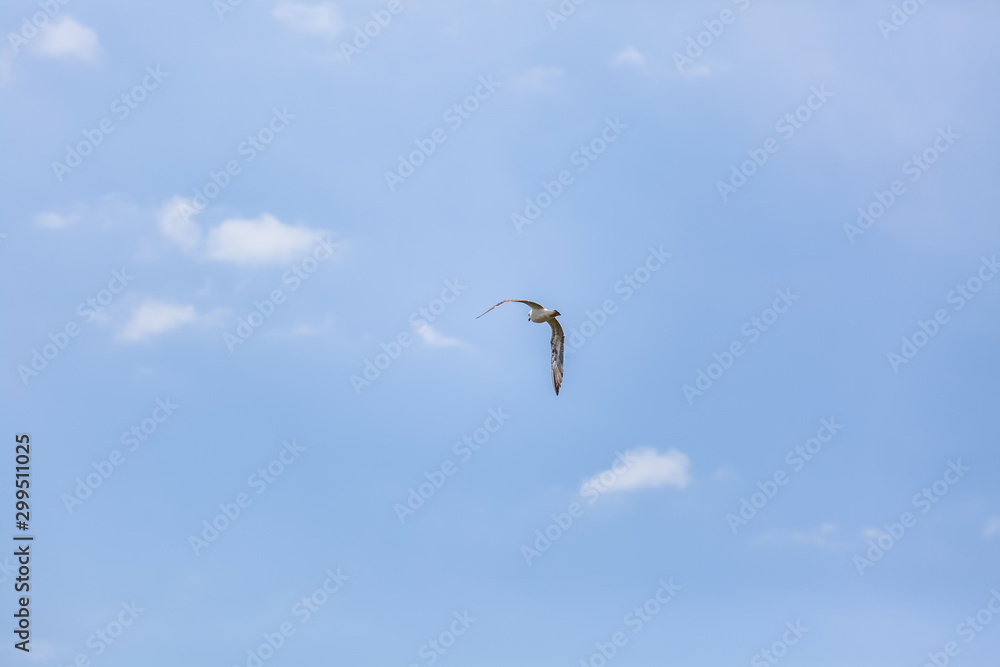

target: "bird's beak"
[553,310,561,317]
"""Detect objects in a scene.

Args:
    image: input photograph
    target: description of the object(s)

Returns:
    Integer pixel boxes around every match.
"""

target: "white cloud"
[612,47,644,67]
[413,323,461,348]
[983,516,1000,539]
[35,211,78,228]
[118,301,197,342]
[580,447,691,496]
[205,214,324,265]
[34,17,100,62]
[273,2,344,37]
[513,66,563,92]
[158,197,202,250]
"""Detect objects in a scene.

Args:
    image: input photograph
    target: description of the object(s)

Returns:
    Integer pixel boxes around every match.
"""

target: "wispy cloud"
[0,51,13,87]
[118,301,198,342]
[513,66,563,93]
[158,197,202,250]
[289,316,334,337]
[34,16,100,62]
[581,447,691,495]
[412,323,462,348]
[712,466,739,482]
[760,523,850,549]
[272,2,344,38]
[35,211,78,229]
[681,62,717,78]
[790,523,849,548]
[612,46,644,68]
[23,637,57,661]
[983,516,1000,539]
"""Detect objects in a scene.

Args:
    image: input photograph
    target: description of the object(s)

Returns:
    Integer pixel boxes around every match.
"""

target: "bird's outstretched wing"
[476,299,544,319]
[548,318,564,396]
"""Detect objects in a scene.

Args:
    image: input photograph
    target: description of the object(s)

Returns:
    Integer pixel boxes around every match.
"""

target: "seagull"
[477,299,564,395]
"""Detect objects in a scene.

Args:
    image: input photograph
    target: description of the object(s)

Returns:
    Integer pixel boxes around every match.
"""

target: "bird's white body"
[528,308,559,323]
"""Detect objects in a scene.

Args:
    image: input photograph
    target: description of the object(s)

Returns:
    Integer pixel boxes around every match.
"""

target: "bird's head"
[553,310,561,317]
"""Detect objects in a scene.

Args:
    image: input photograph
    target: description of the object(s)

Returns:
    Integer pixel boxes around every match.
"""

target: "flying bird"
[477,299,564,395]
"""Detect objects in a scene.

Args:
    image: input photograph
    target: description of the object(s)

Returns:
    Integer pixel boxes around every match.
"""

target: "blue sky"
[3,1,1000,665]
